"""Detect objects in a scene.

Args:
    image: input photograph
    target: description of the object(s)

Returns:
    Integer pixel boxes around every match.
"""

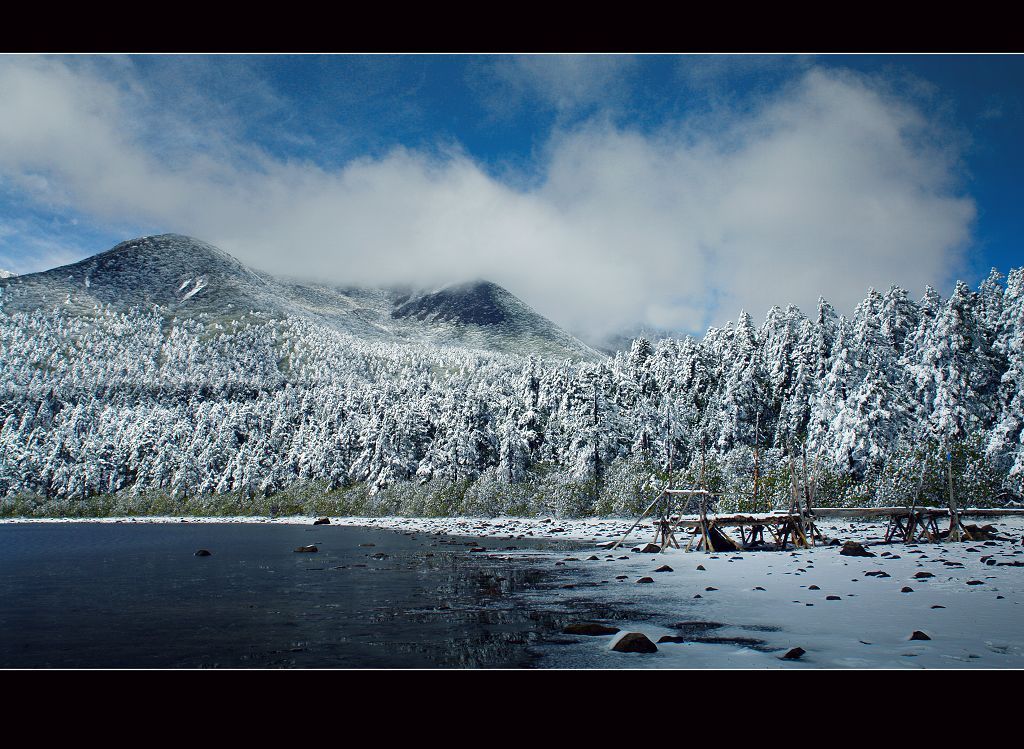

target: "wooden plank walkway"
[810,507,1024,518]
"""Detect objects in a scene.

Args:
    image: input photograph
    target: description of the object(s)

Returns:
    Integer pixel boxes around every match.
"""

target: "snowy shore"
[4,513,1022,668]
[336,514,1024,668]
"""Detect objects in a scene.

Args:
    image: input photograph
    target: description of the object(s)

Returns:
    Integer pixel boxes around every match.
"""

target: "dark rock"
[636,576,655,584]
[781,647,806,660]
[611,633,658,653]
[909,630,931,641]
[901,587,914,593]
[359,543,375,547]
[194,549,212,557]
[563,622,620,636]
[657,635,687,644]
[808,585,820,590]
[294,545,318,553]
[966,580,985,585]
[913,572,935,579]
[705,586,718,591]
[826,595,841,600]
[313,517,331,525]
[640,543,661,554]
[864,570,890,577]
[655,565,674,572]
[840,541,875,557]
[931,605,946,609]
[469,547,487,552]
[696,564,706,571]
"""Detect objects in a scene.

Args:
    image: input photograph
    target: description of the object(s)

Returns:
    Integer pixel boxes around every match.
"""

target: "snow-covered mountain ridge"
[0,234,601,361]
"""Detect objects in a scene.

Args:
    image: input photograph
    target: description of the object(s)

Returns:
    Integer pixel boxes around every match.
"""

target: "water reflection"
[0,522,650,669]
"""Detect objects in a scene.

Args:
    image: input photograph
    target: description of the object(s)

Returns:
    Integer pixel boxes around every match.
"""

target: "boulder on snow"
[294,545,318,553]
[781,647,806,660]
[194,549,211,557]
[909,630,931,641]
[636,576,655,584]
[639,543,661,554]
[611,633,658,653]
[313,517,331,525]
[840,541,875,557]
[654,565,674,572]
[563,622,620,636]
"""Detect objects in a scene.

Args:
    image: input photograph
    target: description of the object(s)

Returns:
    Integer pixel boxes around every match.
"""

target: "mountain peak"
[392,280,514,326]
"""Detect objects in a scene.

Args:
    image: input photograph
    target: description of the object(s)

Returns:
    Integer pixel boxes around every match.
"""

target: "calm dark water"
[0,522,597,668]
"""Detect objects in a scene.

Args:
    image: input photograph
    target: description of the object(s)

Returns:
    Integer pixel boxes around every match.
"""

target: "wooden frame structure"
[611,487,821,553]
[882,508,945,543]
[810,506,985,543]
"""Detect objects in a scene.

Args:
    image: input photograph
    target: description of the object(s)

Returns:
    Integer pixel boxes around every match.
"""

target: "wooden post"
[667,409,674,490]
[701,446,706,489]
[752,412,760,514]
[947,449,961,542]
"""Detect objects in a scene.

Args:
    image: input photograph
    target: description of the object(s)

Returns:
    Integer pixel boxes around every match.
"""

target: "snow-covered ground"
[3,513,1021,668]
[341,514,1024,668]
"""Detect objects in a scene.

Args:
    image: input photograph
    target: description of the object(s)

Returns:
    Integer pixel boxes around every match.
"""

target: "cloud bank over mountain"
[0,56,975,339]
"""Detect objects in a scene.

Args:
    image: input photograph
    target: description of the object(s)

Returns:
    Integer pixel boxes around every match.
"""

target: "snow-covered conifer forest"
[1,236,1022,517]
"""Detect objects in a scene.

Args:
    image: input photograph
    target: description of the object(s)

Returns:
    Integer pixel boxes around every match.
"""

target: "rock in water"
[313,517,331,525]
[563,622,620,636]
[194,549,212,557]
[611,633,658,653]
[909,630,931,641]
[294,545,318,553]
[781,647,806,660]
[840,541,875,557]
[636,576,655,584]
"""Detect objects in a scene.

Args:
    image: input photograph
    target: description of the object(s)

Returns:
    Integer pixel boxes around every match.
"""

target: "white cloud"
[0,57,975,340]
[484,54,638,116]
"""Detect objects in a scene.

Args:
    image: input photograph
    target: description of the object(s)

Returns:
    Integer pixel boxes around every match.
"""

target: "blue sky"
[0,54,1021,339]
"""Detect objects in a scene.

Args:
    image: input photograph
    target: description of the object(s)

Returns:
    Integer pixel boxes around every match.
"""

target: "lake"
[0,521,613,668]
